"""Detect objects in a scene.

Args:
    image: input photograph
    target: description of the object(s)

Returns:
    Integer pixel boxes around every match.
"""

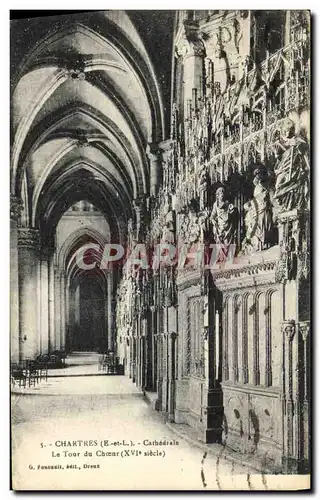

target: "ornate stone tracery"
[74,10,310,473]
[10,196,23,222]
[7,10,310,481]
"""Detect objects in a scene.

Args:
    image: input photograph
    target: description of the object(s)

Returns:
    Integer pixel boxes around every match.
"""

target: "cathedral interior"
[10,10,310,475]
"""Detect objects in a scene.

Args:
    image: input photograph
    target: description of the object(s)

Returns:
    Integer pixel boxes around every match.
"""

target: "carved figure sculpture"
[274,128,309,212]
[242,167,274,253]
[210,187,238,246]
[161,219,175,245]
[179,212,200,245]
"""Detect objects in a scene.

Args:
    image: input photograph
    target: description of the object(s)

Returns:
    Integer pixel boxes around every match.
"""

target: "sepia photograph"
[10,9,311,491]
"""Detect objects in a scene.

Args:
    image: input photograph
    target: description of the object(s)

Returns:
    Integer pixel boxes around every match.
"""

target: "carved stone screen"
[10,10,310,490]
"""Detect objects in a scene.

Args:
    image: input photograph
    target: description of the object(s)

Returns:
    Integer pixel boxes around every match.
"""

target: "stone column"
[133,196,145,242]
[132,335,137,383]
[65,279,70,351]
[168,332,178,422]
[299,321,310,472]
[10,196,23,363]
[60,272,66,350]
[107,273,112,349]
[104,285,108,352]
[18,228,41,360]
[161,327,169,412]
[48,254,55,353]
[136,333,141,388]
[181,24,206,119]
[39,246,50,355]
[147,145,162,196]
[141,315,148,389]
[141,335,145,388]
[54,267,61,350]
[151,308,157,392]
[200,275,223,443]
[145,309,154,391]
[154,333,163,411]
[167,305,178,420]
[282,320,297,472]
[129,336,133,379]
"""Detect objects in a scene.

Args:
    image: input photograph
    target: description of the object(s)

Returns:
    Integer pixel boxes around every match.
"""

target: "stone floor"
[11,353,284,491]
[47,351,106,377]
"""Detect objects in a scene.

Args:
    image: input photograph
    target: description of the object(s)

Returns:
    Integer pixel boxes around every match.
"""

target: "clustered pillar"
[18,228,41,360]
[10,196,23,363]
[11,217,69,362]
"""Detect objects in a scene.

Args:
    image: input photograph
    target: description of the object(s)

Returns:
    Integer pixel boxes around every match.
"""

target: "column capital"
[133,195,146,210]
[298,321,310,342]
[184,22,206,57]
[159,139,175,155]
[169,331,179,340]
[202,326,210,341]
[176,21,206,59]
[146,141,176,160]
[10,196,23,222]
[282,319,296,342]
[146,143,161,161]
[186,38,206,58]
[18,228,40,248]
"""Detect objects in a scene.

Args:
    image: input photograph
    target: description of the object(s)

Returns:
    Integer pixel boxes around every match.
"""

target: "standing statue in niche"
[242,166,274,254]
[273,122,309,212]
[161,214,175,246]
[161,194,175,246]
[210,187,238,247]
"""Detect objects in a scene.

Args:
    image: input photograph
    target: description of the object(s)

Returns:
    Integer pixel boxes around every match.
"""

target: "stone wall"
[115,11,311,472]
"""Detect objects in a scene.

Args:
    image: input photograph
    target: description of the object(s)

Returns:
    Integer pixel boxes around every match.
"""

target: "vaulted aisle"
[11,10,310,477]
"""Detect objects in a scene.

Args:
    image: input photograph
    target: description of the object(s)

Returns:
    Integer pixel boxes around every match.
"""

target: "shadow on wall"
[248,408,260,450]
[222,407,260,453]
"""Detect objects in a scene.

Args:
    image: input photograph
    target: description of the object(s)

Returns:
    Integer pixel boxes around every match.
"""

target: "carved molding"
[18,228,40,248]
[177,22,206,59]
[10,196,23,222]
[202,326,210,341]
[213,260,277,281]
[176,268,202,290]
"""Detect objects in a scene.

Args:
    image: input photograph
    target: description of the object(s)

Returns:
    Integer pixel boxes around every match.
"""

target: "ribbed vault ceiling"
[11,11,173,244]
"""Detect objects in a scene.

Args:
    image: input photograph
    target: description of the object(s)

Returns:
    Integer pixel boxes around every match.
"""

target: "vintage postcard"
[10,10,311,491]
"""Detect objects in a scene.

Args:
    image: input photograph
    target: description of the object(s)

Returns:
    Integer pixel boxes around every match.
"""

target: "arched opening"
[57,209,114,356]
[69,275,107,353]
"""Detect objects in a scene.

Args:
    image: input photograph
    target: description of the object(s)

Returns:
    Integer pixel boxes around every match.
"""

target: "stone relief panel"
[222,387,283,466]
[220,285,281,390]
[189,377,204,418]
[249,395,281,449]
[222,393,247,452]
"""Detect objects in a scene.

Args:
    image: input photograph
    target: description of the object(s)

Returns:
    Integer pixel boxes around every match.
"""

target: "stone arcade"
[11,11,310,474]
